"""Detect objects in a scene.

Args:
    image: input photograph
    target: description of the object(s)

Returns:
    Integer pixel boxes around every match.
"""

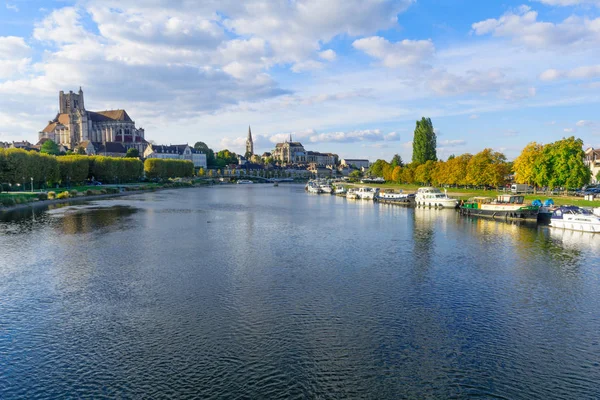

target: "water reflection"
[50,205,139,235]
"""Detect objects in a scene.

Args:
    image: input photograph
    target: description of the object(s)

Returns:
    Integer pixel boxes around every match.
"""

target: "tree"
[40,140,60,156]
[414,160,436,184]
[349,170,362,180]
[369,159,389,177]
[216,149,238,165]
[194,141,215,166]
[412,117,437,164]
[513,142,543,185]
[466,149,508,187]
[125,148,140,158]
[77,146,86,155]
[534,137,590,189]
[391,154,403,168]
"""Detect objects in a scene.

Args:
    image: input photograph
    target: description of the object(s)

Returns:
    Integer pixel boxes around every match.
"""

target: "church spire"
[289,133,292,142]
[246,125,254,156]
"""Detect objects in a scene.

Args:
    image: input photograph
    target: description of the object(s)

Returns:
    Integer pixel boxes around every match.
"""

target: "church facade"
[39,88,146,153]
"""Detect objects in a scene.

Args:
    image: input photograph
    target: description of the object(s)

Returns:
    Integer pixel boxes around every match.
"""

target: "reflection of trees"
[410,208,435,281]
[57,206,138,235]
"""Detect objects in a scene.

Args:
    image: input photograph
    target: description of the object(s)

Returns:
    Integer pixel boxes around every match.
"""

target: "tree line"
[368,116,590,190]
[0,148,194,189]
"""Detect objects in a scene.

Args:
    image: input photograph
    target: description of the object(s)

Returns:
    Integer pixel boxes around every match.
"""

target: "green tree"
[412,117,437,164]
[40,140,60,156]
[125,148,140,158]
[369,159,389,177]
[534,137,590,189]
[391,154,403,168]
[194,141,216,166]
[77,146,86,155]
[349,170,362,180]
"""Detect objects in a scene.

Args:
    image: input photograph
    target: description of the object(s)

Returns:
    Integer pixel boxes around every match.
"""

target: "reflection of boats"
[459,195,538,221]
[237,180,253,184]
[356,187,378,200]
[549,227,600,251]
[415,187,458,208]
[375,189,414,205]
[346,188,358,199]
[273,182,279,187]
[549,206,600,232]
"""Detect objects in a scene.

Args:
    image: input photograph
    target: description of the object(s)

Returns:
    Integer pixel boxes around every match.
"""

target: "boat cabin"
[495,195,525,204]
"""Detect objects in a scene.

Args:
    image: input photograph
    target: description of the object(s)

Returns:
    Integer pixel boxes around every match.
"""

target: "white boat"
[335,186,347,195]
[346,188,359,199]
[376,189,409,200]
[356,187,378,200]
[320,183,333,194]
[549,206,600,233]
[306,181,323,194]
[415,187,458,208]
[237,180,253,184]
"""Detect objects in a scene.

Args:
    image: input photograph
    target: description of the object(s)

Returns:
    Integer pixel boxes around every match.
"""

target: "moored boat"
[375,189,414,205]
[459,195,539,220]
[549,206,600,232]
[356,187,378,200]
[415,187,458,208]
[237,179,254,184]
[534,199,556,222]
[334,185,347,195]
[346,188,359,199]
[306,180,323,194]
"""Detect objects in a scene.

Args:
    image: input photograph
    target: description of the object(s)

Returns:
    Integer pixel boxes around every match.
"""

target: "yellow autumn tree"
[513,142,543,185]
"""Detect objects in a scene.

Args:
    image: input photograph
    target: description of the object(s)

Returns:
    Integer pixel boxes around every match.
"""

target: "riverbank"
[0,181,206,213]
[348,182,600,207]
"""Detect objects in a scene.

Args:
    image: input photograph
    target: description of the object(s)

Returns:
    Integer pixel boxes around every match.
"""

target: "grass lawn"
[350,182,600,207]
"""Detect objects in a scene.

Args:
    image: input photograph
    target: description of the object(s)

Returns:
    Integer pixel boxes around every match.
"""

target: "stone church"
[38,88,146,154]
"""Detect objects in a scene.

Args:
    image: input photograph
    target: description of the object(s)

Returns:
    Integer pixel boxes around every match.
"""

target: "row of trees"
[513,137,591,189]
[0,148,160,188]
[144,159,194,179]
[369,135,590,189]
[369,148,509,187]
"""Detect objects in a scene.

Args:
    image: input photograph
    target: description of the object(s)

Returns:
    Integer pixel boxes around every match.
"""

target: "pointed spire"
[247,125,252,140]
[289,133,293,142]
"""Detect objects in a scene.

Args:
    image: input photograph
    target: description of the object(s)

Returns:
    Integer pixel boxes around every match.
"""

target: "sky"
[1,0,600,162]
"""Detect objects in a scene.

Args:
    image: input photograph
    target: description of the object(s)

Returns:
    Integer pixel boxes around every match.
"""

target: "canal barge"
[459,195,539,220]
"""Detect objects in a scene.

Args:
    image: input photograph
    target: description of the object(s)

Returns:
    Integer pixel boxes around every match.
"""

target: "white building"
[341,159,370,169]
[585,148,600,183]
[144,144,207,168]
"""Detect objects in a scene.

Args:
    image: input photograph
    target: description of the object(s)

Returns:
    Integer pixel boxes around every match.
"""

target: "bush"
[48,191,56,199]
[85,189,94,196]
[100,189,107,194]
[69,190,78,197]
[38,192,48,200]
[144,158,194,180]
[56,191,70,200]
[0,197,16,207]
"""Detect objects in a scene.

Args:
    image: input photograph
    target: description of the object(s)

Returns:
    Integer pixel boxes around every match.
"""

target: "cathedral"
[39,88,146,153]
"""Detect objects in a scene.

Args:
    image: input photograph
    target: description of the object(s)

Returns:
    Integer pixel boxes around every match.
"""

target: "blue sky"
[1,0,600,162]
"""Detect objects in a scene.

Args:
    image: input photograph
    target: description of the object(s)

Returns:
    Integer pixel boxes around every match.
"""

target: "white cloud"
[564,127,575,132]
[0,36,31,79]
[540,65,600,81]
[469,114,479,119]
[291,60,324,73]
[439,139,466,147]
[353,36,434,68]
[576,119,594,126]
[319,49,337,61]
[472,6,600,50]
[6,3,18,12]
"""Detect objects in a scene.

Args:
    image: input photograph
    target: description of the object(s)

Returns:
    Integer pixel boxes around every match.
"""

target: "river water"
[1,185,599,399]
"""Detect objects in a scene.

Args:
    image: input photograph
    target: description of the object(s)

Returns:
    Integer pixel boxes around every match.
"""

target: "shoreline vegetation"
[0,180,208,213]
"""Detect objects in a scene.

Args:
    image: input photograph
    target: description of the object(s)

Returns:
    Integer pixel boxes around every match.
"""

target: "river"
[1,185,599,399]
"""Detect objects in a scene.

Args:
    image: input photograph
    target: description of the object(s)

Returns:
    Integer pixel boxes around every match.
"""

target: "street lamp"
[30,177,33,193]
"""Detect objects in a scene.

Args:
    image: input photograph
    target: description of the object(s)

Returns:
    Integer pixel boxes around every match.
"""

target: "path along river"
[1,185,599,399]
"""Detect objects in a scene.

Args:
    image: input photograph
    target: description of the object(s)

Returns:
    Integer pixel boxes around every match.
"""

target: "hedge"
[144,158,194,179]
